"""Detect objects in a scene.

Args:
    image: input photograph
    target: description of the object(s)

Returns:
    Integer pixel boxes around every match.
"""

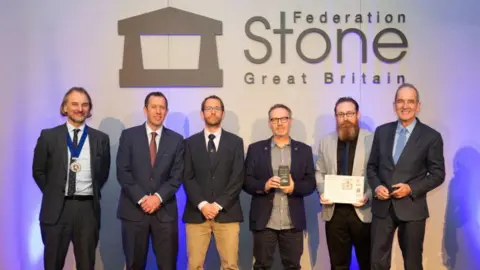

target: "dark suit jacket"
[32,124,111,227]
[182,130,245,224]
[116,124,184,222]
[367,119,445,221]
[243,138,316,231]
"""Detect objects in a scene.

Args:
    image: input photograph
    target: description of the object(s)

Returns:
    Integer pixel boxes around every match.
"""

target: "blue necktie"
[393,128,407,164]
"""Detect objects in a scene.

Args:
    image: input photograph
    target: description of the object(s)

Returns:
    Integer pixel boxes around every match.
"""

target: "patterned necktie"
[150,132,157,166]
[208,134,216,159]
[67,129,80,196]
[393,128,407,164]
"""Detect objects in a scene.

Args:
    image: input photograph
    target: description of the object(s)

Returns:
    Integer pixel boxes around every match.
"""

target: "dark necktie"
[208,134,216,159]
[67,129,80,196]
[150,132,157,166]
[341,142,350,175]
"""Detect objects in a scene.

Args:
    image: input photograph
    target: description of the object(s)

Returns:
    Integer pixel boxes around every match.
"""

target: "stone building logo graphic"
[118,7,223,87]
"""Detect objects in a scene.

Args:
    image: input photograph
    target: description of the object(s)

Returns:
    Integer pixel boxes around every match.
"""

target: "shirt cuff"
[214,202,223,211]
[155,193,163,203]
[198,201,208,210]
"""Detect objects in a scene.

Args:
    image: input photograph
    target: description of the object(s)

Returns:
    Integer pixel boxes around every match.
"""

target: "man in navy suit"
[243,104,316,270]
[116,91,184,269]
[367,83,445,270]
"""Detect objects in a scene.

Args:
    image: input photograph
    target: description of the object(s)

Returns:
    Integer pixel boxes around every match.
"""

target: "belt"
[65,195,93,201]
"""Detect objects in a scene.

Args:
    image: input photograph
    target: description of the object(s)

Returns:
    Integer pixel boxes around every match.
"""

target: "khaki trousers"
[186,221,240,270]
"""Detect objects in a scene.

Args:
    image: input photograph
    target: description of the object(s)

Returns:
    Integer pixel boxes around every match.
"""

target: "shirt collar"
[146,123,163,136]
[396,118,417,134]
[271,137,291,148]
[204,128,222,138]
[66,121,86,132]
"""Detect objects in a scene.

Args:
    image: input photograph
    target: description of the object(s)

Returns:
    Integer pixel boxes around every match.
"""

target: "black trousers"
[371,205,426,270]
[325,204,371,270]
[253,228,303,270]
[121,214,178,270]
[40,197,98,270]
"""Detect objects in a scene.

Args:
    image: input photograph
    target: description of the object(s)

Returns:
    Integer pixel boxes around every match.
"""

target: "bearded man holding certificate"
[315,97,373,270]
[32,87,111,270]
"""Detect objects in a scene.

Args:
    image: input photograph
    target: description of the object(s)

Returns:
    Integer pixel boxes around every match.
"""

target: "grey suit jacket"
[315,128,373,222]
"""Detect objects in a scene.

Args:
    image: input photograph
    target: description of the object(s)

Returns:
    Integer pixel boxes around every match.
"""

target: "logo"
[119,7,409,87]
[118,7,223,87]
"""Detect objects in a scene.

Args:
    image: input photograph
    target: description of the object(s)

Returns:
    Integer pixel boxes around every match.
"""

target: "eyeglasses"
[203,106,222,112]
[270,117,290,124]
[395,99,417,106]
[335,112,356,118]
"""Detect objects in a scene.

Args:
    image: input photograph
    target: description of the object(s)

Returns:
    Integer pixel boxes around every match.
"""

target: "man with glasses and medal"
[32,87,111,270]
[243,104,316,270]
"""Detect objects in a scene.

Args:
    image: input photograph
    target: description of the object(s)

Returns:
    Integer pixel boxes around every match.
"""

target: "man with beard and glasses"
[116,91,184,269]
[316,97,373,270]
[183,95,245,270]
[244,104,316,270]
[32,87,111,270]
[368,83,445,270]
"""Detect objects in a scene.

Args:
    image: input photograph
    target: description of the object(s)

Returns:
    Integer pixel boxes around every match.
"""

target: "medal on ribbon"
[67,126,89,173]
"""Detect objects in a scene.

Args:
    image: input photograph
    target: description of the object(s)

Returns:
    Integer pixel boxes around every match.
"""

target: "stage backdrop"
[1,0,480,269]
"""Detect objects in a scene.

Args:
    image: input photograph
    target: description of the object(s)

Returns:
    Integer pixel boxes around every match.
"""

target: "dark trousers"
[253,228,303,270]
[371,205,426,270]
[40,198,98,270]
[325,204,371,270]
[121,214,178,270]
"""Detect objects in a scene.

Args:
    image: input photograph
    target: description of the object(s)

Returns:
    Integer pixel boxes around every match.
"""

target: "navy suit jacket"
[116,124,184,222]
[243,138,316,231]
[182,130,245,223]
[367,119,445,221]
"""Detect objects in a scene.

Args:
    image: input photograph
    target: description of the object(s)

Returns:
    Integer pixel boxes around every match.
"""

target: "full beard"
[337,122,359,141]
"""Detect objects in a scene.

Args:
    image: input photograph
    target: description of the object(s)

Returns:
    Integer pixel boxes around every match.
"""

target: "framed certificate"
[323,175,364,204]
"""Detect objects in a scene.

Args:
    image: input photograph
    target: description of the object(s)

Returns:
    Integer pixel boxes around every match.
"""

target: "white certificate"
[323,175,364,204]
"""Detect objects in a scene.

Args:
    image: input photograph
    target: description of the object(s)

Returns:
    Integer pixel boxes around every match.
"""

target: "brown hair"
[60,87,92,118]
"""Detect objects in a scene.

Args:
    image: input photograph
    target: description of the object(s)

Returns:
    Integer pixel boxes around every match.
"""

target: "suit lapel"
[290,139,300,175]
[153,128,169,168]
[264,139,274,177]
[386,122,397,166]
[352,129,365,176]
[88,127,97,177]
[331,134,338,174]
[59,124,69,172]
[195,132,211,170]
[209,130,224,173]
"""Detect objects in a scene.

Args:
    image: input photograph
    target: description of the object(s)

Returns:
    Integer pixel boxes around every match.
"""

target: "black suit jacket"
[367,119,445,221]
[32,124,111,227]
[116,124,184,222]
[243,138,316,231]
[182,130,245,223]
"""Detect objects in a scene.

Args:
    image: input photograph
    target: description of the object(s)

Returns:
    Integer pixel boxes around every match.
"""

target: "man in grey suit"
[316,97,372,270]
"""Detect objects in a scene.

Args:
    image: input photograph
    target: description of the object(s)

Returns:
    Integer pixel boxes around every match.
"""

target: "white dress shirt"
[65,122,93,195]
[198,128,223,211]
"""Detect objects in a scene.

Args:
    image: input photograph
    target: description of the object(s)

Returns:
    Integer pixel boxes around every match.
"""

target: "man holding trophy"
[316,97,373,270]
[243,104,316,270]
